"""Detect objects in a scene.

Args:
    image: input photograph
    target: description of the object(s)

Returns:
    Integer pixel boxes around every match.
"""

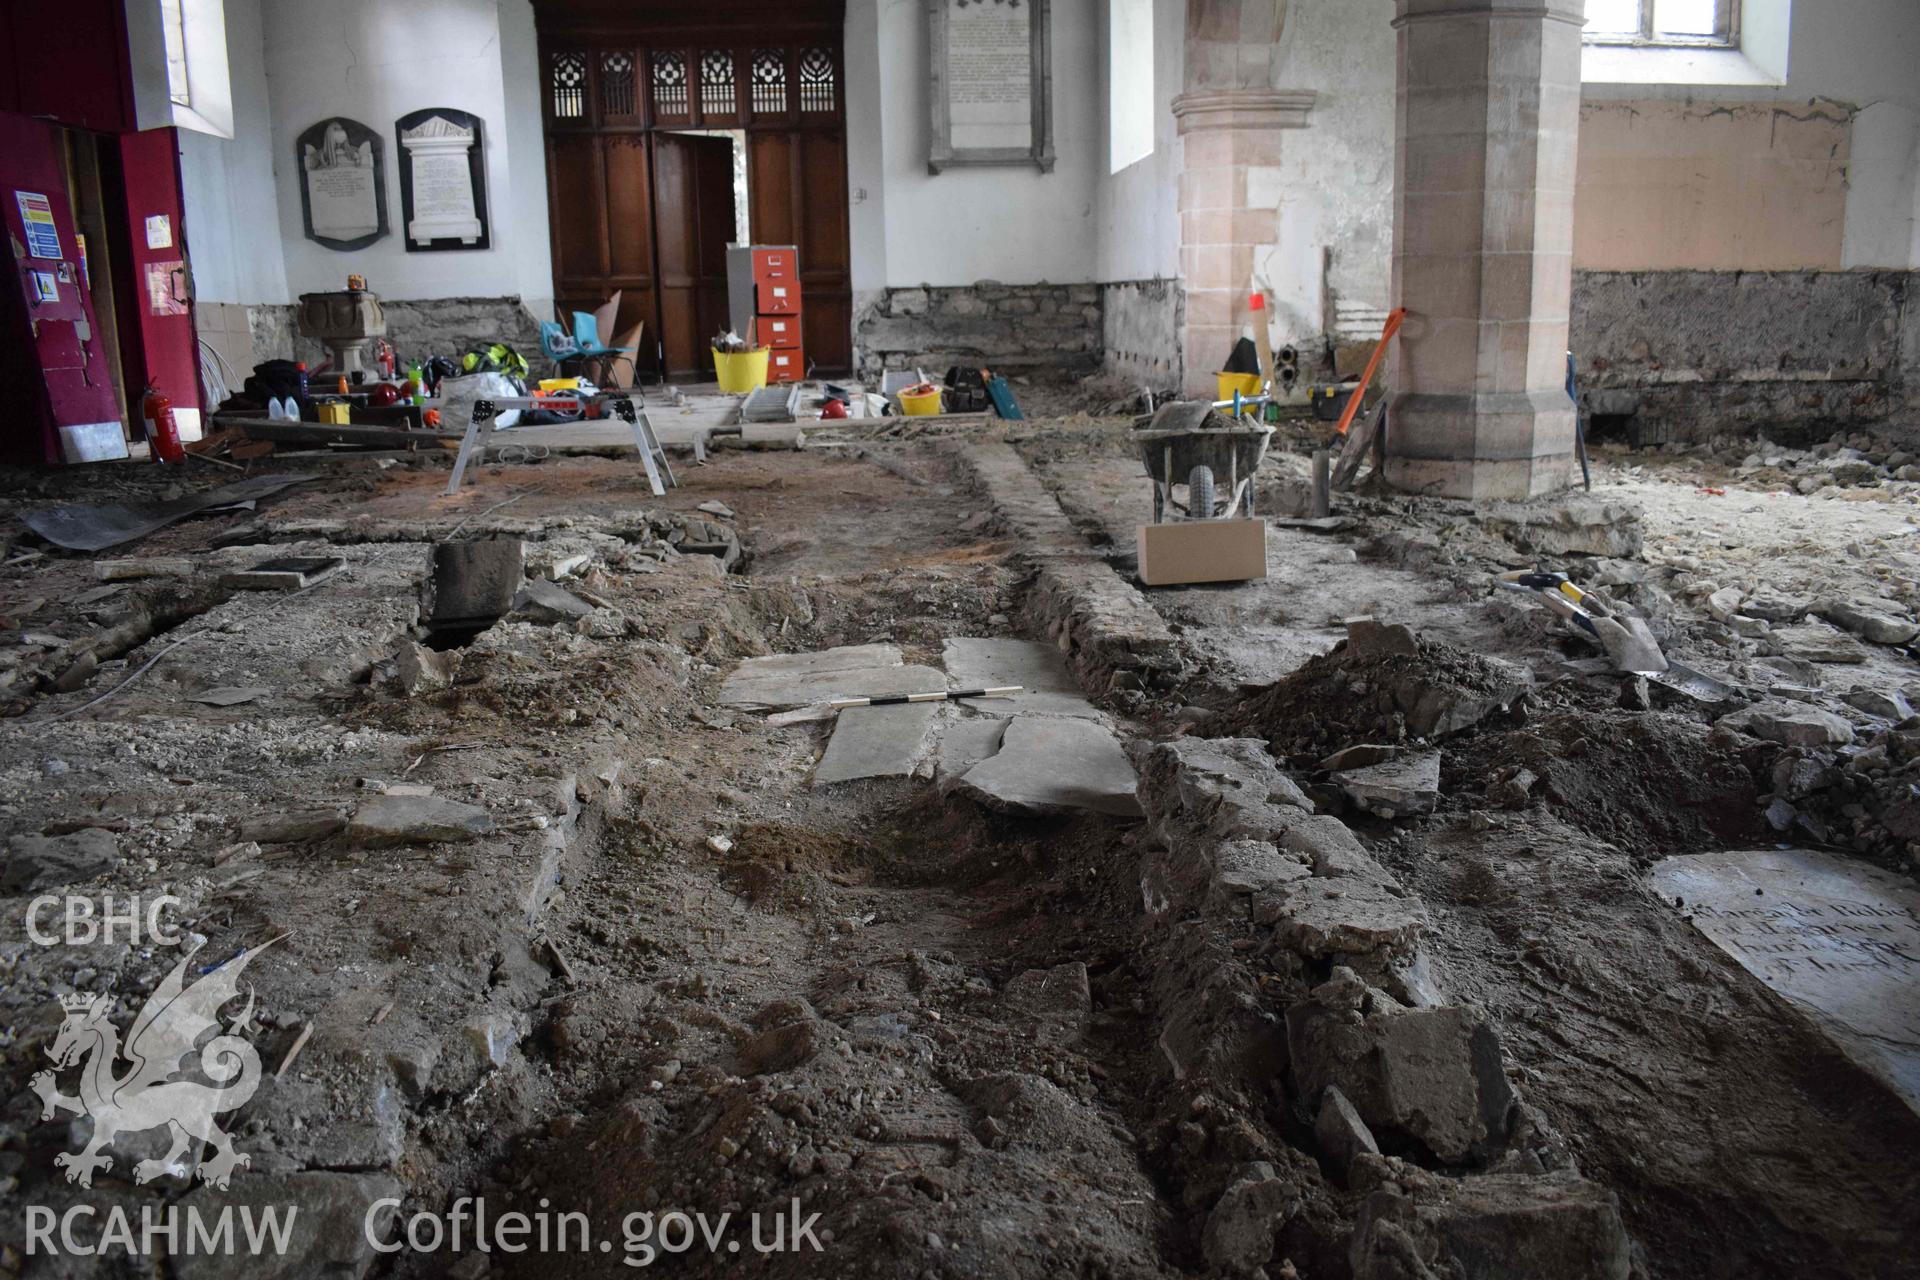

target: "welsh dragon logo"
[30,938,279,1190]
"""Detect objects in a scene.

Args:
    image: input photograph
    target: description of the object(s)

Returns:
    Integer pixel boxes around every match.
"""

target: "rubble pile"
[1217,622,1531,765]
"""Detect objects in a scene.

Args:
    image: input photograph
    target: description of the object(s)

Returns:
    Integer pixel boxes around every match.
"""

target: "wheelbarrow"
[1132,401,1274,523]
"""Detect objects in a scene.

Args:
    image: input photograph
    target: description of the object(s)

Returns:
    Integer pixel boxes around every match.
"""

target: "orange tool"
[1332,307,1406,438]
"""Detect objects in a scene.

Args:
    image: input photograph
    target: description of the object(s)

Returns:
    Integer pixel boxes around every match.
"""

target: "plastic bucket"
[713,348,770,394]
[1217,372,1262,401]
[899,387,943,416]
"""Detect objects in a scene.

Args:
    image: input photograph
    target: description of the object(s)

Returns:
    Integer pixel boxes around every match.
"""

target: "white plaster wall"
[1581,0,1920,268]
[845,0,891,297]
[1094,0,1183,283]
[863,0,1103,286]
[497,0,555,317]
[261,0,540,300]
[178,0,289,305]
[1263,0,1396,345]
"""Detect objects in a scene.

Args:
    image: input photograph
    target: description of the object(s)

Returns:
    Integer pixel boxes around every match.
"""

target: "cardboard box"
[1137,519,1268,587]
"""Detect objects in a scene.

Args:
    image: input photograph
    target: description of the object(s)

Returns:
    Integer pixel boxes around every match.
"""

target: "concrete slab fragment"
[943,638,1100,719]
[1649,848,1920,1114]
[814,703,940,784]
[956,716,1142,818]
[719,644,942,710]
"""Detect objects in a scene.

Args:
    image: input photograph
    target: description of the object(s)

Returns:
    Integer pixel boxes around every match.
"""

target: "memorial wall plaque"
[928,0,1054,173]
[396,108,491,253]
[297,117,388,252]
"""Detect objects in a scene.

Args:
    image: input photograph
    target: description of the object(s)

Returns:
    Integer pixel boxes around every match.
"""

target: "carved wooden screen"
[536,2,850,377]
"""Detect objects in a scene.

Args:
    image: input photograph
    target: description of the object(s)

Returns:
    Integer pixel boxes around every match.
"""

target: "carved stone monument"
[396,109,490,252]
[296,118,388,252]
[928,0,1054,173]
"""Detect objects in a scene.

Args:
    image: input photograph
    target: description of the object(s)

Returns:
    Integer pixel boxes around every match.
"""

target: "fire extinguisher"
[142,384,186,465]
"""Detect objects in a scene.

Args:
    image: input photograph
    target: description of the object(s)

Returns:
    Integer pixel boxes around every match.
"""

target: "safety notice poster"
[14,191,61,260]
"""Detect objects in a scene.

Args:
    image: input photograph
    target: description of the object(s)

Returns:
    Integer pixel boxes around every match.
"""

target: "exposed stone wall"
[853,284,1102,381]
[238,297,544,375]
[1102,279,1184,391]
[1570,270,1916,446]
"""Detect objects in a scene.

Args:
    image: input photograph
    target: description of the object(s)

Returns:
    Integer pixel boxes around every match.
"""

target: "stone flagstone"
[956,715,1143,818]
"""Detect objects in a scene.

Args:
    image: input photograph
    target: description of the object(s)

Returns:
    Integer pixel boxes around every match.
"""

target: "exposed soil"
[1,415,1917,1280]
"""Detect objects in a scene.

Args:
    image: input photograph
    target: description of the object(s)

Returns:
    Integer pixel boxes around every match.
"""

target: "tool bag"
[943,367,990,414]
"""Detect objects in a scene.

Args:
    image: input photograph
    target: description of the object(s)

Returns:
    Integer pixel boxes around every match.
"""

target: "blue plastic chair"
[569,312,623,384]
[539,321,583,373]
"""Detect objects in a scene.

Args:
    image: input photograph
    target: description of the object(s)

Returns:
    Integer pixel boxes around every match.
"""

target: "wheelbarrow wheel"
[1187,465,1214,520]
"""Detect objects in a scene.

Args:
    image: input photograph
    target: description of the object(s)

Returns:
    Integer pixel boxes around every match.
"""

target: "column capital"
[1392,0,1586,27]
[1171,89,1317,135]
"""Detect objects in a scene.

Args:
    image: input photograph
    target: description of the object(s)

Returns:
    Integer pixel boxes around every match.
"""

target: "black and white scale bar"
[827,685,1022,710]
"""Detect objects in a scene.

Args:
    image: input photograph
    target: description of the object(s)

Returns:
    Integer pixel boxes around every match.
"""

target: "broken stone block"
[1213,839,1312,899]
[1346,618,1419,661]
[1818,597,1919,646]
[1844,687,1915,721]
[1279,814,1386,880]
[1286,968,1516,1164]
[1350,1170,1632,1280]
[1142,737,1313,843]
[1201,1161,1298,1273]
[1322,743,1398,771]
[1336,750,1441,818]
[513,577,594,623]
[1384,665,1528,738]
[238,809,348,844]
[1271,877,1428,962]
[1314,1084,1379,1180]
[1,828,120,892]
[1705,586,1743,622]
[1742,593,1805,623]
[1719,700,1854,748]
[347,794,495,847]
[1476,495,1643,558]
[391,639,458,695]
[427,538,523,625]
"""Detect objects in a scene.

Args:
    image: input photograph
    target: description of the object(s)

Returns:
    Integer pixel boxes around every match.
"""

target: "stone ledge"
[1172,88,1318,133]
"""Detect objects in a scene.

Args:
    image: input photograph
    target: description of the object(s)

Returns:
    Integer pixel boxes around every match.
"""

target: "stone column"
[1384,0,1583,500]
[1173,88,1315,397]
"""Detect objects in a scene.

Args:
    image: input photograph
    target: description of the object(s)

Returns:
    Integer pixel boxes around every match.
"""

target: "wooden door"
[651,132,737,377]
[0,113,120,463]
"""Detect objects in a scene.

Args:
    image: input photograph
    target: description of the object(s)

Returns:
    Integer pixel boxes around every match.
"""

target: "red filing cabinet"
[726,244,804,383]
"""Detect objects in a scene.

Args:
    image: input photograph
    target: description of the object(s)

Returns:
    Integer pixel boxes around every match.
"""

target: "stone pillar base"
[1382,391,1577,500]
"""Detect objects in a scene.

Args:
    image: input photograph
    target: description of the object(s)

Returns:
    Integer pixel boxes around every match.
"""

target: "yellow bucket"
[713,348,770,394]
[1217,372,1262,401]
[899,386,943,416]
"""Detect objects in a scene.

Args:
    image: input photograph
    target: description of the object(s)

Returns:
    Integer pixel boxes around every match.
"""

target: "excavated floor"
[0,420,1915,1279]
